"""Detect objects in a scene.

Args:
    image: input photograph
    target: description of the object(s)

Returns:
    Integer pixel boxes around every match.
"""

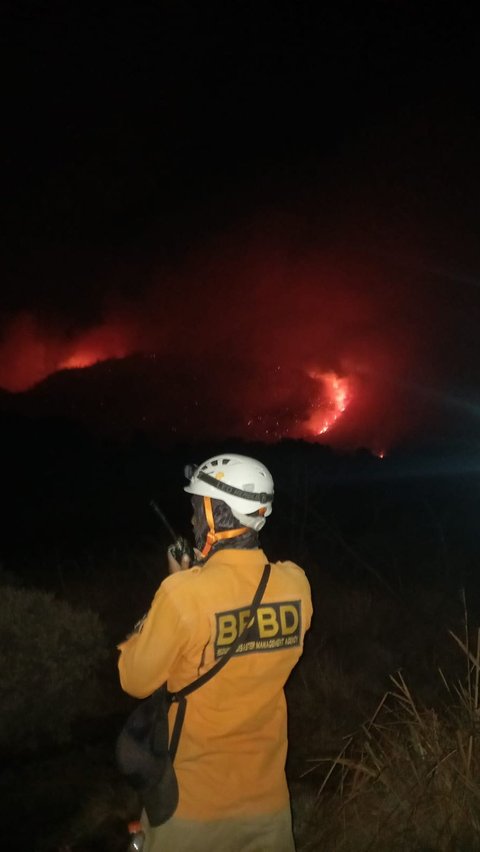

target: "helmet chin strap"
[200,496,250,558]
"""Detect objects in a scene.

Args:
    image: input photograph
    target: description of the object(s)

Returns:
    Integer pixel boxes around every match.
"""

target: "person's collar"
[202,547,267,567]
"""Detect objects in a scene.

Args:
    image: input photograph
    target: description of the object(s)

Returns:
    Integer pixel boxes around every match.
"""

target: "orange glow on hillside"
[0,240,426,449]
[0,314,138,391]
[59,351,103,370]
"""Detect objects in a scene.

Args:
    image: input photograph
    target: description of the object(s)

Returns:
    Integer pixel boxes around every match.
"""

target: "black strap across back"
[168,563,271,761]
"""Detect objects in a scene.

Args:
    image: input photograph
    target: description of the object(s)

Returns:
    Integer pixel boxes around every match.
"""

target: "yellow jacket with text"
[118,547,312,823]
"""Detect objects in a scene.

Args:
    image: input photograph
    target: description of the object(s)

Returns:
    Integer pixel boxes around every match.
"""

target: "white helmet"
[184,454,274,532]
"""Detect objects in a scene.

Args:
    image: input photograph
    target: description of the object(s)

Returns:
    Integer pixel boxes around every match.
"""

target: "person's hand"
[167,547,191,574]
[167,547,204,574]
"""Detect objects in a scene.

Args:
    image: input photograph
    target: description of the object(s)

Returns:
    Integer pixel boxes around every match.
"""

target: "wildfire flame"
[307,370,351,437]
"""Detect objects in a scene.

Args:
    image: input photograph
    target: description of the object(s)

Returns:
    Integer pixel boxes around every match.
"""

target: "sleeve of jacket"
[117,576,188,698]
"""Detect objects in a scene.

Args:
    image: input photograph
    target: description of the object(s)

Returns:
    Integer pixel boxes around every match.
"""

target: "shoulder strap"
[168,563,271,762]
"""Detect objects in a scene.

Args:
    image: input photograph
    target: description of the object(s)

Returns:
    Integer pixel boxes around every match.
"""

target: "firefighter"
[118,454,313,852]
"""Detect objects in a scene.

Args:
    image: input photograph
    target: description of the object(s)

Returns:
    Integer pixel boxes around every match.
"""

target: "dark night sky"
[2,2,480,450]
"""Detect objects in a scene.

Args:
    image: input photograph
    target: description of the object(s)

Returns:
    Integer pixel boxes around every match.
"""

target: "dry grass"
[294,608,480,852]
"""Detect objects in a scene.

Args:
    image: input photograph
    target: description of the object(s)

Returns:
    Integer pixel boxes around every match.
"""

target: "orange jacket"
[118,548,312,821]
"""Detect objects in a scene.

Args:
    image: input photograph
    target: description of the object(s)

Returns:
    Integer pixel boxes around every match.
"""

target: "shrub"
[0,585,108,751]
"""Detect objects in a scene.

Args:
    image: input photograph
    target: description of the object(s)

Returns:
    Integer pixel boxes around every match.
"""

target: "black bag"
[116,564,271,827]
[116,685,179,826]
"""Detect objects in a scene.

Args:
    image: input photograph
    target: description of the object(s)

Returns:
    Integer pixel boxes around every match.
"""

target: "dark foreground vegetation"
[2,413,480,850]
